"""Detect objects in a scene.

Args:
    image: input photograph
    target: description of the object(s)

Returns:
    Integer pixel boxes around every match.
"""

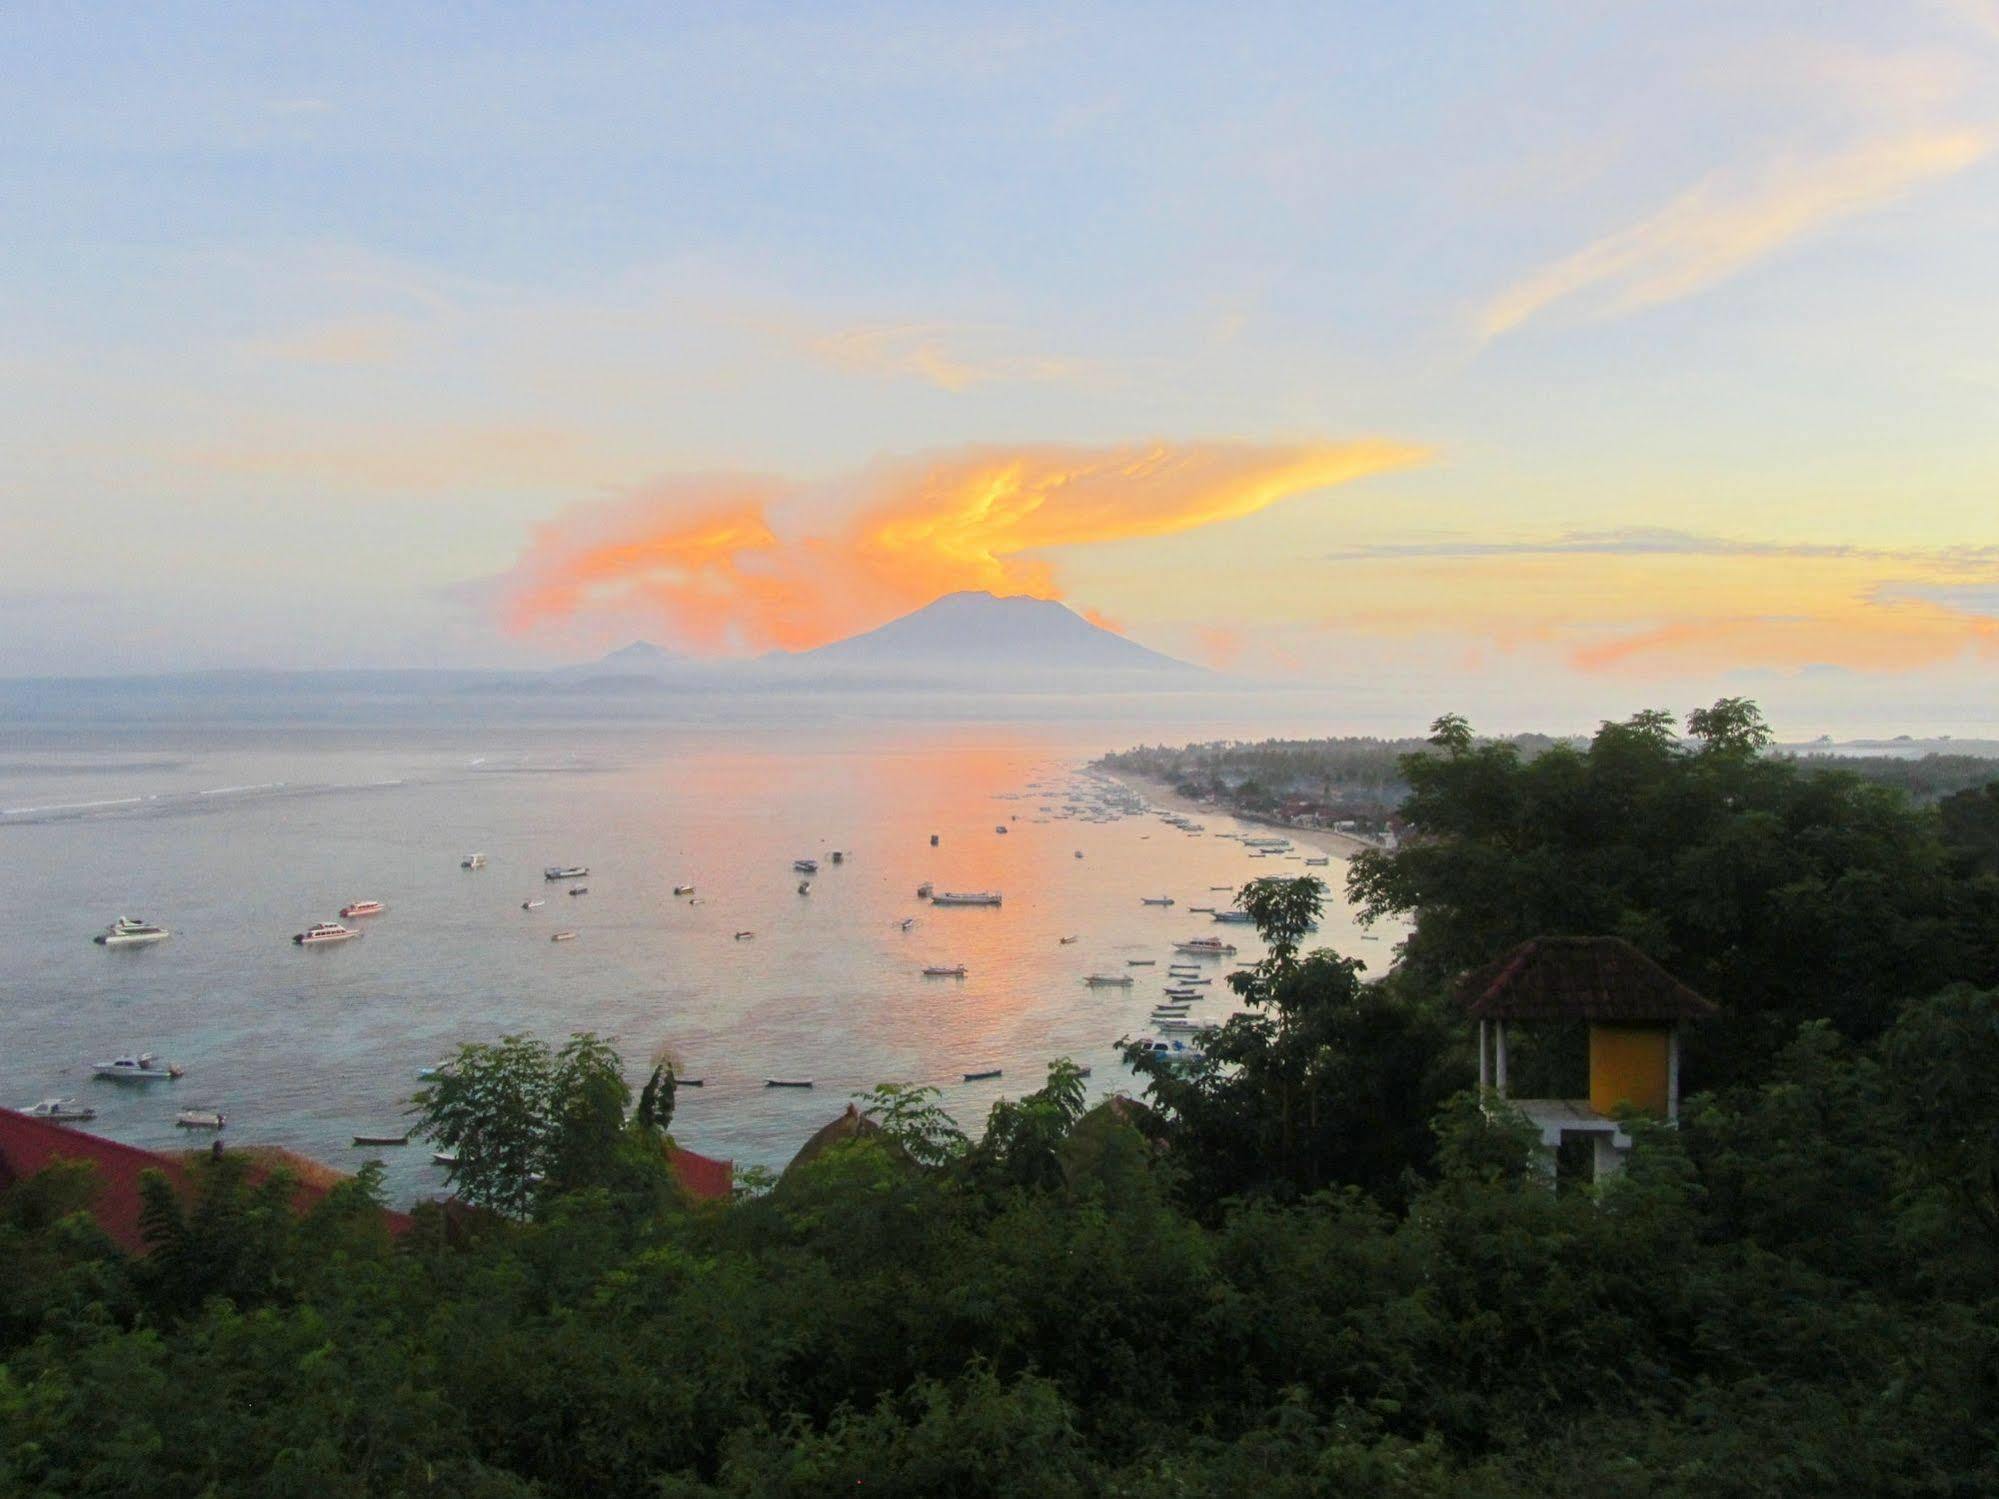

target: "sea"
[1,699,1409,1201]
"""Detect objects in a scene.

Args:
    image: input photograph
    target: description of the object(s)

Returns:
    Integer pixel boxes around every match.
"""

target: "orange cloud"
[499,439,1425,652]
[1081,607,1125,635]
[1196,626,1245,669]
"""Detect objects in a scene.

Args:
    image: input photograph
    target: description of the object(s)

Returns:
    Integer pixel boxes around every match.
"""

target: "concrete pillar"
[1478,1019,1489,1091]
[1667,1024,1681,1121]
[1494,1019,1508,1097]
[1591,1131,1623,1181]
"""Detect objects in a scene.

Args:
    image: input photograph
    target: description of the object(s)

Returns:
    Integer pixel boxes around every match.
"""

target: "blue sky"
[4,3,1998,728]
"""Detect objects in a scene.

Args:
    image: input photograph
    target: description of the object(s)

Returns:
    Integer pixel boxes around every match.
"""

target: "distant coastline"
[1101,769,1381,861]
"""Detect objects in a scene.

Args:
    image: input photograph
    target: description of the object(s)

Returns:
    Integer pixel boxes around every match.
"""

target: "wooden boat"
[963,1068,1003,1082]
[673,884,695,895]
[923,964,968,978]
[734,930,755,940]
[432,1151,458,1166]
[764,1078,813,1089]
[1126,959,1156,966]
[551,931,577,942]
[353,1133,410,1147]
[175,1108,226,1130]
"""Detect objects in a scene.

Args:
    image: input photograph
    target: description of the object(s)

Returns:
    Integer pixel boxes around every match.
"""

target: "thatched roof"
[782,1104,895,1178]
[1456,936,1718,1023]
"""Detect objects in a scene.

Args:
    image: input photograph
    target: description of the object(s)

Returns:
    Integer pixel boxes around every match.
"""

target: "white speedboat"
[21,1097,95,1122]
[544,865,588,881]
[1174,938,1237,956]
[294,922,359,945]
[175,1108,226,1130]
[92,1053,183,1082]
[1133,1038,1204,1067]
[522,898,545,910]
[1083,974,1134,987]
[94,916,170,947]
[923,964,968,977]
[339,900,385,918]
[461,853,486,870]
[931,891,1002,906]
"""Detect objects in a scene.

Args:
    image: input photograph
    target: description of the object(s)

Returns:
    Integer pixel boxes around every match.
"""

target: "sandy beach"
[1103,771,1382,861]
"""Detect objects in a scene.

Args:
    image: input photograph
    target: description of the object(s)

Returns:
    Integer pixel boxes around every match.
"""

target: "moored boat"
[294,921,359,945]
[1213,910,1255,925]
[963,1068,1003,1082]
[544,865,588,881]
[94,916,170,947]
[339,899,385,918]
[1126,958,1156,966]
[1140,896,1175,906]
[793,858,819,874]
[523,898,545,910]
[923,964,968,977]
[461,853,486,869]
[353,1133,409,1147]
[764,1078,813,1089]
[568,885,589,896]
[931,891,1002,907]
[1174,938,1237,956]
[92,1053,183,1082]
[1083,974,1134,987]
[175,1108,226,1130]
[673,884,695,895]
[21,1097,95,1122]
[551,931,577,942]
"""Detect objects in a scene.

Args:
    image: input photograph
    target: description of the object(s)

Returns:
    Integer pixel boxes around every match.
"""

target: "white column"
[1478,1019,1489,1092]
[1494,1019,1508,1097]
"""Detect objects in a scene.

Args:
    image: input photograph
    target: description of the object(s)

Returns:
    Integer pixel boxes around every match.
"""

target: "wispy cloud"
[1477,130,1988,339]
[1325,527,1999,565]
[803,322,1085,392]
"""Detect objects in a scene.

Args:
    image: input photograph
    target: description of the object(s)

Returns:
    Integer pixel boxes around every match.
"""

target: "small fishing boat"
[995,825,1008,834]
[1134,1038,1203,1067]
[1083,974,1134,987]
[1126,958,1156,966]
[1189,906,1215,914]
[1164,988,1201,999]
[93,916,170,947]
[1175,938,1237,956]
[175,1108,226,1130]
[930,833,939,846]
[734,930,755,940]
[21,1098,94,1122]
[294,921,360,945]
[339,900,385,918]
[764,1078,813,1089]
[1209,885,1233,892]
[931,891,1002,907]
[1140,896,1175,906]
[963,1068,1002,1082]
[523,898,545,910]
[829,850,844,864]
[793,858,819,874]
[673,884,695,895]
[1073,850,1084,859]
[677,1078,705,1088]
[544,865,588,881]
[461,853,486,869]
[1213,910,1255,925]
[92,1053,183,1082]
[1304,857,1329,867]
[432,1151,459,1166]
[417,1060,454,1080]
[916,881,934,898]
[923,964,968,977]
[353,1132,409,1147]
[568,885,589,896]
[899,917,917,931]
[797,881,811,895]
[1175,976,1213,986]
[551,931,576,942]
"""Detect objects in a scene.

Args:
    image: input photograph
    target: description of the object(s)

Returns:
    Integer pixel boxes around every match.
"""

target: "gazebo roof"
[1456,935,1718,1023]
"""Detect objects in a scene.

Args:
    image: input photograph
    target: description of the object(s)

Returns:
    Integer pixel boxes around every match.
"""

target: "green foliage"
[856,1082,967,1168]
[1349,698,1997,1083]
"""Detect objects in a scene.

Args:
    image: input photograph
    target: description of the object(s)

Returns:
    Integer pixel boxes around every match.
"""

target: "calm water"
[1,717,1405,1200]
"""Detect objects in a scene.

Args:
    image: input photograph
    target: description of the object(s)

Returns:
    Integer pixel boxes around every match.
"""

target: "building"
[1457,935,1718,1181]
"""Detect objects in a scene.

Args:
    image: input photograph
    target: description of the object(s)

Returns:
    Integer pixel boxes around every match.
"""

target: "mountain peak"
[792,591,1197,677]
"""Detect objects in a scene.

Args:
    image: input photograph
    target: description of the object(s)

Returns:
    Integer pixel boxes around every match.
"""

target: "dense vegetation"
[5,699,1998,1495]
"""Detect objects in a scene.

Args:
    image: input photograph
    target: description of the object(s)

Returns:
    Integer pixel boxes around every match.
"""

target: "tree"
[1125,877,1466,1205]
[413,1031,634,1216]
[857,1083,967,1168]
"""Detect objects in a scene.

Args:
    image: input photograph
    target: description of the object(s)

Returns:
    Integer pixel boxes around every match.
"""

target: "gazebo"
[1457,935,1718,1179]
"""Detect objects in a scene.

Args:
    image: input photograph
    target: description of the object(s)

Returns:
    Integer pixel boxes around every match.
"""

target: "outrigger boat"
[923,964,968,977]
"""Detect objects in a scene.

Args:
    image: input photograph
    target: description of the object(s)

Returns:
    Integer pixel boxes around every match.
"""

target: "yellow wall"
[1588,1024,1670,1117]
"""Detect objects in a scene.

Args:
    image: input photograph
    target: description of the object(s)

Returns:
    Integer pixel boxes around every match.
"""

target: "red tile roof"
[0,1111,411,1253]
[668,1144,734,1202]
[1456,935,1719,1023]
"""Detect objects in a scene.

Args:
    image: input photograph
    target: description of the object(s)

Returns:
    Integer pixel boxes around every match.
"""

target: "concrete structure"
[1457,935,1718,1181]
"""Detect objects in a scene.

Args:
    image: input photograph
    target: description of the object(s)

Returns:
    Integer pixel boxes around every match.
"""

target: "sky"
[4,2,1998,730]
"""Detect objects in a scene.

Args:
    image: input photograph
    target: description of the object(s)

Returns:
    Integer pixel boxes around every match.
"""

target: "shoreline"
[1101,770,1382,861]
